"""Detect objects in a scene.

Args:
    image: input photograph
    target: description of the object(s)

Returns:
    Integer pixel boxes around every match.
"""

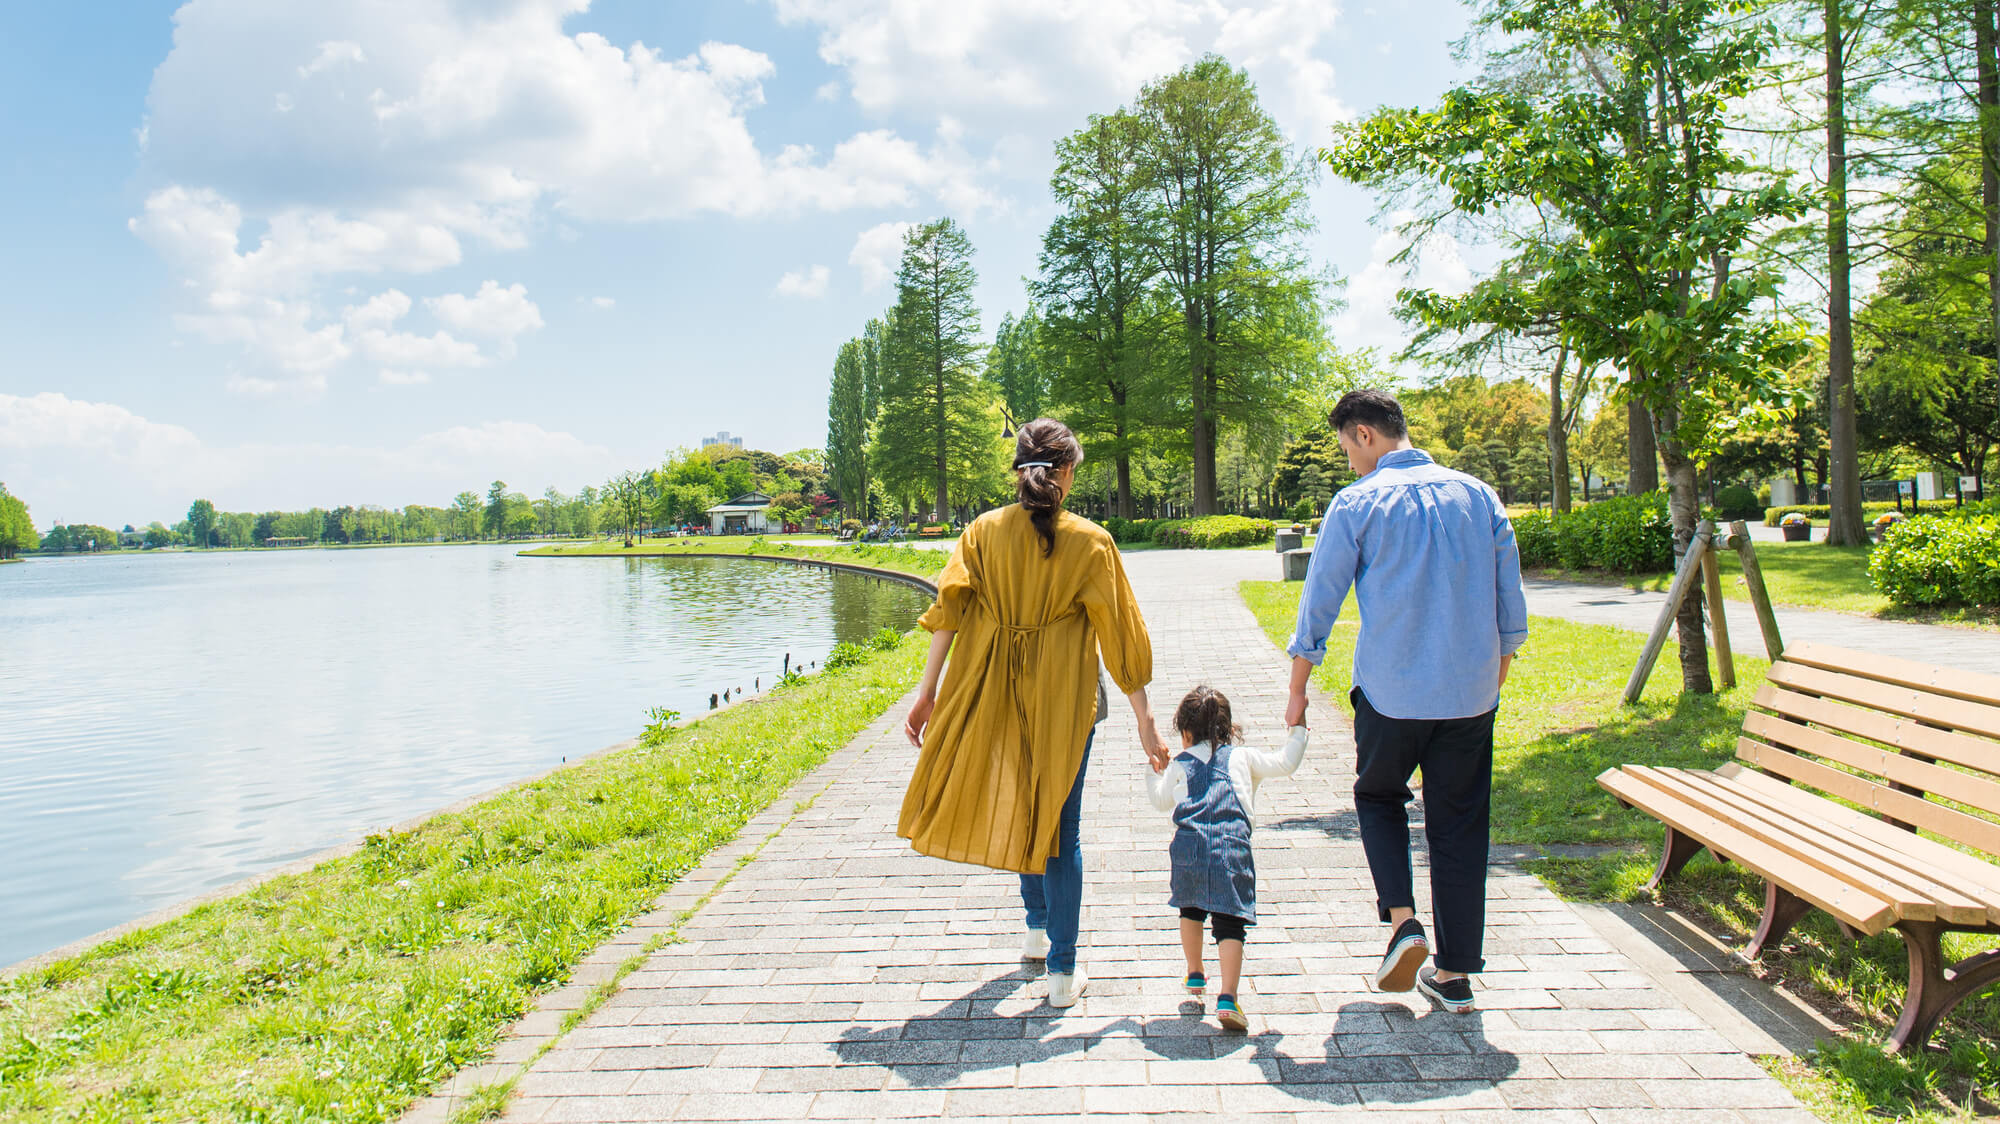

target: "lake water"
[0,545,931,968]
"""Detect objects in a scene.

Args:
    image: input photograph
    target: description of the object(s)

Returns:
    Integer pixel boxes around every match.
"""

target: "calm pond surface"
[0,545,930,967]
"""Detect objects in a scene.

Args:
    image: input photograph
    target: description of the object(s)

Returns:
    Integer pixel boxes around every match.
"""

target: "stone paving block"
[1497,1078,1656,1109]
[943,1084,1085,1116]
[1352,1079,1506,1109]
[1638,1077,1800,1108]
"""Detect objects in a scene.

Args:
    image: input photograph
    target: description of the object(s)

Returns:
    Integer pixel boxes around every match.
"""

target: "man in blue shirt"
[1285,389,1528,1014]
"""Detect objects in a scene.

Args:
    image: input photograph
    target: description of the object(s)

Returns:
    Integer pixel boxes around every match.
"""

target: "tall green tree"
[825,337,871,517]
[1327,0,1810,693]
[0,483,37,560]
[1037,109,1167,518]
[482,481,510,539]
[872,218,988,521]
[186,499,218,549]
[605,471,644,548]
[1135,56,1324,514]
[984,309,1051,424]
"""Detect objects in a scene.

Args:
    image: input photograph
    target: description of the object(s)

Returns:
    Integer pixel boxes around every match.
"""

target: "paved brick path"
[476,550,1812,1122]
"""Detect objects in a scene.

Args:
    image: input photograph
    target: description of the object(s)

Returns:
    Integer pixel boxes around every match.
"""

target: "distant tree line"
[1,483,39,560]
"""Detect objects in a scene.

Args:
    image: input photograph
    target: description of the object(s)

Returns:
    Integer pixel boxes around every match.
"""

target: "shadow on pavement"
[831,973,1518,1103]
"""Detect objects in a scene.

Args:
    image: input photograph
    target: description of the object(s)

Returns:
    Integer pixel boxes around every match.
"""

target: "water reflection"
[0,546,930,967]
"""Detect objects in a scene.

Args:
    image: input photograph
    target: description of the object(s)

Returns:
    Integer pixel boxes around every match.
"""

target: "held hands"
[1283,688,1309,730]
[1137,712,1171,772]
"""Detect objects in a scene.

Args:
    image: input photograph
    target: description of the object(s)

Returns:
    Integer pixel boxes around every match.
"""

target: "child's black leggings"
[1180,906,1248,943]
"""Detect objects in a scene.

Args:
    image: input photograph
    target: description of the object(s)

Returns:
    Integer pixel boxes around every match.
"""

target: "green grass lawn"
[1239,579,2000,1122]
[0,632,928,1123]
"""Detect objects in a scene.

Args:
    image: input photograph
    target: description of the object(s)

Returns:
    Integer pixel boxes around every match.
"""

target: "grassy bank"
[0,631,928,1123]
[519,536,948,579]
[1239,580,2000,1121]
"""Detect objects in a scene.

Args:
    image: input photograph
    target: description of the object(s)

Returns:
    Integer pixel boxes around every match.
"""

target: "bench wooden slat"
[1598,767,1899,934]
[1665,768,1989,924]
[1713,761,2000,916]
[1756,685,2000,780]
[1715,761,2000,909]
[1767,663,2000,741]
[1786,642,2000,708]
[1743,710,2000,821]
[1626,765,1959,923]
[1737,737,2000,857]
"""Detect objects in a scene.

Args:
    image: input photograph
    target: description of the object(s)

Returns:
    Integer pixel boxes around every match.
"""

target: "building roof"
[707,492,773,513]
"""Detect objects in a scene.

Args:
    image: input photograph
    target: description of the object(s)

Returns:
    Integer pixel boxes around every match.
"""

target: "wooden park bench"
[1599,642,2000,1052]
[917,524,948,539]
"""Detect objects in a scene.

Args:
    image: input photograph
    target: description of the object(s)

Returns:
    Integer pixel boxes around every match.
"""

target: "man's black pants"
[1351,686,1496,974]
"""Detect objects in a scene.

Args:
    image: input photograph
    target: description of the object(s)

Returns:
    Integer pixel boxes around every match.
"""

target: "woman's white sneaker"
[1047,967,1088,1008]
[1021,929,1050,961]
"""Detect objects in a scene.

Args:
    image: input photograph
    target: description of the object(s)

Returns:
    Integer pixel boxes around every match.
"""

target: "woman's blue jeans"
[1019,728,1093,975]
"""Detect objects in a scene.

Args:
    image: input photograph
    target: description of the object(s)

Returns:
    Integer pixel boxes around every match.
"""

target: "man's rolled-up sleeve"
[1491,497,1528,655]
[1287,503,1359,666]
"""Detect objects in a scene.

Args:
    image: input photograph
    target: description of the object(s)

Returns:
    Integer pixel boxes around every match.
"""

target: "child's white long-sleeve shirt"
[1144,726,1309,826]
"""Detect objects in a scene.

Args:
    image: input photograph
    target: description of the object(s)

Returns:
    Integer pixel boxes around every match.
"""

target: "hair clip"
[1016,461,1053,469]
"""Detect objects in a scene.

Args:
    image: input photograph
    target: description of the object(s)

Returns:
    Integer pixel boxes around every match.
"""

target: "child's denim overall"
[1167,743,1257,923]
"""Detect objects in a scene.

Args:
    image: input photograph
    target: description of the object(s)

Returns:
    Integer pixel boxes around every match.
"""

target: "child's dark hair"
[1174,685,1241,748]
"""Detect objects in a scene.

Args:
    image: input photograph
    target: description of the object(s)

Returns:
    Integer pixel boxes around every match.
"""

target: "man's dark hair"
[1328,389,1408,439]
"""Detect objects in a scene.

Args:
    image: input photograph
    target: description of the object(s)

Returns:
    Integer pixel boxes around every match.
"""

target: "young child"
[1146,685,1308,1030]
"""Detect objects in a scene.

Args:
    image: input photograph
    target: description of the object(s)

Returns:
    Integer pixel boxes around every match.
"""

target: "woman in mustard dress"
[899,418,1166,1009]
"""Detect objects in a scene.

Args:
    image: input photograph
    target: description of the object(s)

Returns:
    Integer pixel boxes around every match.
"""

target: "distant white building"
[702,430,745,449]
[707,492,772,534]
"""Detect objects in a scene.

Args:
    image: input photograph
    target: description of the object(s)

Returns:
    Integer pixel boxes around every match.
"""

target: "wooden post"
[1727,520,1785,660]
[1623,522,1714,703]
[1701,544,1735,689]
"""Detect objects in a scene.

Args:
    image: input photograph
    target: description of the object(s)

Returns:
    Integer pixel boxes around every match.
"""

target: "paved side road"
[1520,575,2000,677]
[438,549,1809,1123]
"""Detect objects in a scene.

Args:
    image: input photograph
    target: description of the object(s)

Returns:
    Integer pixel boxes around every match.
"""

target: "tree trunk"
[1190,335,1219,515]
[1628,392,1660,493]
[1113,387,1136,518]
[1660,438,1714,695]
[1825,0,1868,546]
[1979,0,2000,427]
[1548,344,1574,513]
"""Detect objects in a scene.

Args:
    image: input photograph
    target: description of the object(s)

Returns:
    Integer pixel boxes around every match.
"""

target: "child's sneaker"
[1417,966,1476,1013]
[1047,966,1088,1009]
[1183,970,1206,993]
[1374,918,1429,992]
[1215,994,1248,1031]
[1021,929,1050,961]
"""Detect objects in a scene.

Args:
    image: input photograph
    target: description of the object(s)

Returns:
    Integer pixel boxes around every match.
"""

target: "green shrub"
[1513,493,1675,574]
[823,642,868,671]
[1290,498,1315,522]
[869,626,903,650]
[1762,500,1956,526]
[1868,515,2000,607]
[1714,484,1760,521]
[1101,517,1162,544]
[1152,515,1276,550]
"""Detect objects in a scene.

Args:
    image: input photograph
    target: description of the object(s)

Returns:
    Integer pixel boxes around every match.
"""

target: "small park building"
[707,492,773,534]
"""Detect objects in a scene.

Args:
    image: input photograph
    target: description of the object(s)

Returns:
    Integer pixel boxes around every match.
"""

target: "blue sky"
[1,0,1475,528]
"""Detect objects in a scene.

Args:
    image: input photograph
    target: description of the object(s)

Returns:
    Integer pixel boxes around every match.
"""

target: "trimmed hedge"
[1868,515,2000,607]
[1153,515,1277,549]
[1762,500,1956,526]
[1513,493,1676,574]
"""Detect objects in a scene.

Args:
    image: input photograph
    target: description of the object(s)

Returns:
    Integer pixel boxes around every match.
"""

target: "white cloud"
[298,39,365,78]
[0,392,620,524]
[426,281,544,347]
[848,220,914,290]
[774,264,831,298]
[1331,212,1473,359]
[378,368,432,386]
[770,0,1353,139]
[588,295,615,308]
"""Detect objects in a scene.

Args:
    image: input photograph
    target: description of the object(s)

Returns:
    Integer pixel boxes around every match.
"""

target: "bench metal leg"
[1645,827,1705,892]
[1889,921,2000,1053]
[1746,882,1813,960]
